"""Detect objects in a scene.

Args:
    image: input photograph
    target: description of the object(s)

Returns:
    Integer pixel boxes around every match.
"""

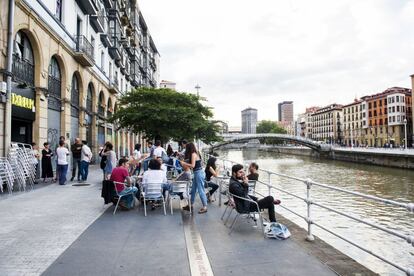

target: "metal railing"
[202,152,414,276]
[12,54,34,86]
[75,35,94,61]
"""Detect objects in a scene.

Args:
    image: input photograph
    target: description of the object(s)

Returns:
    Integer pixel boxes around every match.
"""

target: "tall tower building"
[241,108,258,134]
[278,101,294,122]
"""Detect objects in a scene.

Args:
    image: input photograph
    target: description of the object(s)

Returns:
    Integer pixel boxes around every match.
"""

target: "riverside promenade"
[0,166,375,276]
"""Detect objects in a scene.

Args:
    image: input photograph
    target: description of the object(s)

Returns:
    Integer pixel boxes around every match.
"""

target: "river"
[216,149,414,276]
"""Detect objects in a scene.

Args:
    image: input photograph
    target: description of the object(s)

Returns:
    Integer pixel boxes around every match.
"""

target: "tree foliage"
[256,120,287,134]
[108,87,221,144]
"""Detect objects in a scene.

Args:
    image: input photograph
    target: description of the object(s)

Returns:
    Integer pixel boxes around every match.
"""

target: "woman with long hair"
[180,142,208,214]
[204,156,220,202]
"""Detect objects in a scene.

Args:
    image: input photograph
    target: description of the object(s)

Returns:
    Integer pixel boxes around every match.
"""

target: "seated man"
[247,162,259,181]
[142,159,169,204]
[229,164,278,222]
[111,158,138,209]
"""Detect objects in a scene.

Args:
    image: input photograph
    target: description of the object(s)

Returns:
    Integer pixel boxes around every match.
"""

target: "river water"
[216,149,414,276]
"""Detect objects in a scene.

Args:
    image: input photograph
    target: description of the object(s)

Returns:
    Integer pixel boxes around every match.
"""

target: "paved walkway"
[1,167,341,276]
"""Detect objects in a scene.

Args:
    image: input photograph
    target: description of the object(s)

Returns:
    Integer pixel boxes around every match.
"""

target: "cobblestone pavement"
[0,165,108,276]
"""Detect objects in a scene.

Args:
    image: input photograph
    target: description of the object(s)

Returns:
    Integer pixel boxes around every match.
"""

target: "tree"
[256,120,287,134]
[108,87,221,144]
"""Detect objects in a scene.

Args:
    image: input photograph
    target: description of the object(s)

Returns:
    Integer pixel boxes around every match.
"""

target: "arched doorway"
[85,83,94,147]
[71,73,80,141]
[47,56,62,156]
[11,30,36,143]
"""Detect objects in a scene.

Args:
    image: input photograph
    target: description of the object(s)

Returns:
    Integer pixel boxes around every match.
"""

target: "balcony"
[100,33,112,48]
[102,0,113,9]
[74,35,94,67]
[109,40,121,60]
[90,9,106,33]
[75,0,98,15]
[12,54,34,86]
[108,78,119,94]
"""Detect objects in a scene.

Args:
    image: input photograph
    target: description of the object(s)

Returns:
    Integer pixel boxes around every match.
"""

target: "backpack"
[265,222,291,240]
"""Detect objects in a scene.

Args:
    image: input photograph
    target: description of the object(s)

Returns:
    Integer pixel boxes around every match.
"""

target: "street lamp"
[195,84,201,97]
[404,118,407,150]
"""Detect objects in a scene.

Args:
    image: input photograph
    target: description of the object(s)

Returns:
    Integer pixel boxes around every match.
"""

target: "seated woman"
[110,158,138,209]
[142,159,169,202]
[204,156,220,202]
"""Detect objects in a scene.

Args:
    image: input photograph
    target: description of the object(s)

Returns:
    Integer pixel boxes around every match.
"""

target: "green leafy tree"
[256,120,287,134]
[108,87,221,144]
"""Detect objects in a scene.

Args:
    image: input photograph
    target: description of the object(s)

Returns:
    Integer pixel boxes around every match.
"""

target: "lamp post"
[404,118,407,150]
[195,84,201,97]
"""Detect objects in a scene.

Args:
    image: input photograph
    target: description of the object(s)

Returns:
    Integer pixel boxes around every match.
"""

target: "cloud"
[140,0,414,126]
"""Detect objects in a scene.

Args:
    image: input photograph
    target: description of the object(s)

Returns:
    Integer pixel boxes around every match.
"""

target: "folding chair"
[169,180,191,214]
[227,193,266,238]
[141,182,166,216]
[112,181,136,215]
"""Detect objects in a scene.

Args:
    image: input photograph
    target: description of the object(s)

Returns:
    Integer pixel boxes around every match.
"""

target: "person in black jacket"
[229,164,277,222]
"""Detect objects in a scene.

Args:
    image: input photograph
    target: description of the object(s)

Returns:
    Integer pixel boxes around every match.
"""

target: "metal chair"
[112,181,136,215]
[227,192,266,238]
[169,180,191,214]
[141,182,166,216]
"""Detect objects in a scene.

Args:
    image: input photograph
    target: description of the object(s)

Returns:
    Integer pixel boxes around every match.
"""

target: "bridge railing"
[202,152,414,276]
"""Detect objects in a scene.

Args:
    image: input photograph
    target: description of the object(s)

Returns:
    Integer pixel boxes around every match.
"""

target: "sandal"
[198,207,207,214]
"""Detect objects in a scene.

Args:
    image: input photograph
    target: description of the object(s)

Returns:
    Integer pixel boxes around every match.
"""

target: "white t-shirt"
[153,147,166,158]
[133,150,141,160]
[142,169,167,185]
[56,147,69,165]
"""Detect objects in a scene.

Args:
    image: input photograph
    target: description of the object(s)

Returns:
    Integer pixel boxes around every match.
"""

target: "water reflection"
[217,149,414,276]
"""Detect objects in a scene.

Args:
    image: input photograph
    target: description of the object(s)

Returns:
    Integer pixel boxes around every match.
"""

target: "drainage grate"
[72,183,91,187]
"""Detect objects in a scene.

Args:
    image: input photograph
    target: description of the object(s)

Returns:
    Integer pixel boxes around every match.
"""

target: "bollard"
[305,178,314,242]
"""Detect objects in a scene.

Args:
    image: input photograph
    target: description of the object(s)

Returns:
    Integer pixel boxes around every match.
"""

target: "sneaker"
[198,207,208,214]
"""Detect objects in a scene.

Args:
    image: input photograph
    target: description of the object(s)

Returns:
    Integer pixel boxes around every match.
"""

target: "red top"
[110,167,129,191]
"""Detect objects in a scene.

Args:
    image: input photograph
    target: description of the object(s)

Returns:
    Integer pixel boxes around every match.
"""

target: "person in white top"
[142,159,169,207]
[152,140,167,159]
[56,140,70,185]
[80,140,93,181]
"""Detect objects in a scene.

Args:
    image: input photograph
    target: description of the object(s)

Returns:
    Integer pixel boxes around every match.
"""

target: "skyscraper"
[241,108,258,134]
[278,101,294,122]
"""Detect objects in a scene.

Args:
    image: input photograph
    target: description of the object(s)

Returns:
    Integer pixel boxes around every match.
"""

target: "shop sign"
[11,84,35,121]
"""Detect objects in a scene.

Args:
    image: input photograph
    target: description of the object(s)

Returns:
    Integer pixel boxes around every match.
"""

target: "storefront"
[11,84,35,144]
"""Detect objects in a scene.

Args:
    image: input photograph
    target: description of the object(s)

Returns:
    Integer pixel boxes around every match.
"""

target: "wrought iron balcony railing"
[75,35,94,62]
[12,54,34,86]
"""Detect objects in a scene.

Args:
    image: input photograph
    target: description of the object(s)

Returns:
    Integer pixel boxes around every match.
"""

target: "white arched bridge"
[211,133,331,152]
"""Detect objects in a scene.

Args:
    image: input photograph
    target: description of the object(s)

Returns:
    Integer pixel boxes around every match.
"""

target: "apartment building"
[310,104,343,143]
[0,0,159,157]
[342,99,368,146]
[361,87,411,147]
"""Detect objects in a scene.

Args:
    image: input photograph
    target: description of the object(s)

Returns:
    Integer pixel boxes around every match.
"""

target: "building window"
[12,31,34,86]
[91,36,95,59]
[87,83,93,113]
[396,96,399,102]
[48,56,62,111]
[374,101,377,108]
[109,62,113,80]
[71,74,80,117]
[369,102,372,109]
[56,0,63,21]
[101,51,105,71]
[397,106,400,112]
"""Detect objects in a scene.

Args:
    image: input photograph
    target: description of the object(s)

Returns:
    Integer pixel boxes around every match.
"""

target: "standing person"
[56,140,70,185]
[103,143,116,180]
[70,138,82,181]
[80,140,92,181]
[180,142,208,214]
[147,141,156,157]
[204,156,220,202]
[54,136,67,182]
[166,144,174,157]
[99,142,110,180]
[152,140,166,158]
[31,142,40,184]
[132,143,142,175]
[41,142,54,182]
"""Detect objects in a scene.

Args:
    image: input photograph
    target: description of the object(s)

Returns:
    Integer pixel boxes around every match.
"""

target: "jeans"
[119,186,139,208]
[72,157,81,180]
[206,181,219,196]
[57,164,68,185]
[191,169,207,206]
[80,160,90,181]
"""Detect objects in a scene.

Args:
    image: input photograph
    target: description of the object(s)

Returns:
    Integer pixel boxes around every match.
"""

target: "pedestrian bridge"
[212,133,330,151]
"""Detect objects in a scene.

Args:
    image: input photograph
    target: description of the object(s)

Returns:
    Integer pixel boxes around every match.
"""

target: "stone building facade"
[0,0,159,158]
[342,99,368,146]
[310,104,343,143]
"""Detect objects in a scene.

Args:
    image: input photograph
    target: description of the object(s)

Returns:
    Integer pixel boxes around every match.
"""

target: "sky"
[139,0,414,127]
